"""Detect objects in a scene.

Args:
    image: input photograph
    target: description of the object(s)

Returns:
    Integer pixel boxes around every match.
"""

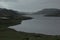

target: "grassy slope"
[0,28,60,40]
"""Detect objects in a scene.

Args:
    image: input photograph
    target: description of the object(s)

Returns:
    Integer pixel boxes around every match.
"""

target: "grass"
[0,25,60,40]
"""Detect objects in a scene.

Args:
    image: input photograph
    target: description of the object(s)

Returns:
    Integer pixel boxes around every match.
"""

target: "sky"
[0,0,60,12]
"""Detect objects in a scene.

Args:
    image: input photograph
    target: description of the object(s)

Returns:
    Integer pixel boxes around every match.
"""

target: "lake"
[9,14,60,35]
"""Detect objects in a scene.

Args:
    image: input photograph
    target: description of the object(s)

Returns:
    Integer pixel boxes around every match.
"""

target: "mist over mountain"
[33,8,60,17]
[0,8,32,25]
[0,8,30,19]
[0,8,28,16]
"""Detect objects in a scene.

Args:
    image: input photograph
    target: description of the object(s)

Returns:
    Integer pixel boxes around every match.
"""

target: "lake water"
[9,15,60,35]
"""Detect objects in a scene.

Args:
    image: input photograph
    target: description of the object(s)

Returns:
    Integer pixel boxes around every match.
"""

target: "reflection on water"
[9,15,60,35]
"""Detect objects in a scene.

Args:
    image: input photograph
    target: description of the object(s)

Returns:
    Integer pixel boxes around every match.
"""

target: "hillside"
[33,8,60,17]
[0,25,60,40]
[0,8,32,28]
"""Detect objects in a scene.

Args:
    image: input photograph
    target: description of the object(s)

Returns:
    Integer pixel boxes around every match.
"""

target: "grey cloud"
[0,0,17,2]
[0,0,60,12]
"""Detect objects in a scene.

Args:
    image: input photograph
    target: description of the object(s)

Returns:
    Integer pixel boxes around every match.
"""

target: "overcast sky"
[0,0,60,12]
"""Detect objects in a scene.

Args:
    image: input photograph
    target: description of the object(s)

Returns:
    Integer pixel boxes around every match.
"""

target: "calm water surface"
[9,15,60,35]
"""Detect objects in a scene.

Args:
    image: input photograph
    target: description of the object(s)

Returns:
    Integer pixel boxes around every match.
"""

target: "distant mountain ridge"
[33,8,60,17]
[0,8,29,19]
[0,8,32,26]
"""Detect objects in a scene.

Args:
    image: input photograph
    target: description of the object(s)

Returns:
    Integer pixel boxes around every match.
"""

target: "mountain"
[33,8,60,17]
[0,8,21,18]
[43,8,60,17]
[0,8,32,26]
[0,8,32,19]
